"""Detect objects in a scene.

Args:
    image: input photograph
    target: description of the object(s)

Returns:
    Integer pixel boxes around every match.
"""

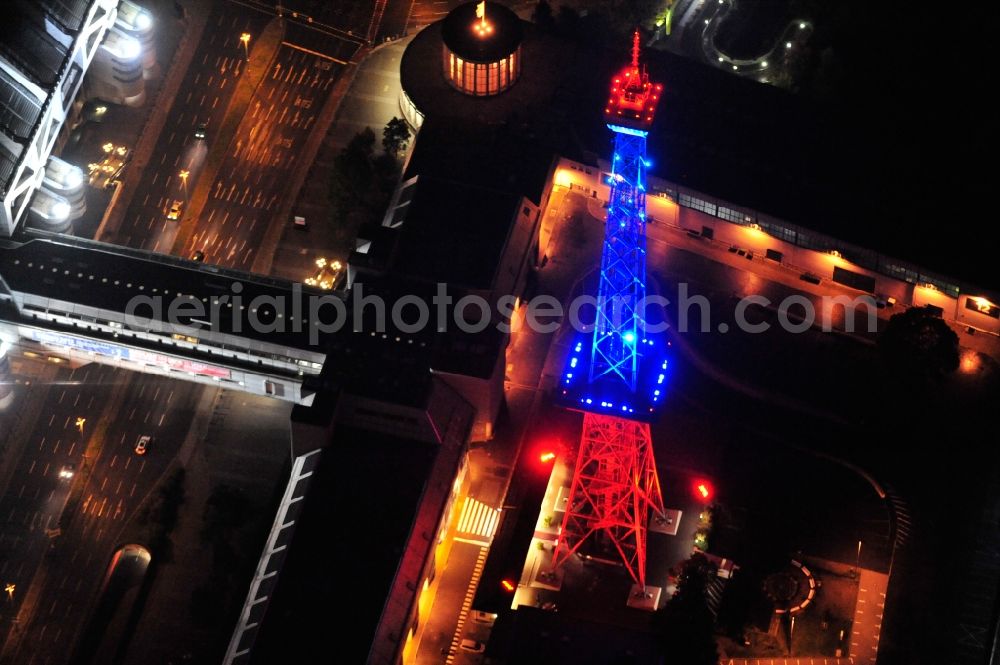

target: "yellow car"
[166,200,183,221]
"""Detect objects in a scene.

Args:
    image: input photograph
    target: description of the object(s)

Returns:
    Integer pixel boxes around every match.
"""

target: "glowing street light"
[5,583,14,600]
[179,169,190,195]
[240,32,251,60]
[75,417,86,433]
[500,579,515,592]
[693,479,713,502]
[539,451,556,463]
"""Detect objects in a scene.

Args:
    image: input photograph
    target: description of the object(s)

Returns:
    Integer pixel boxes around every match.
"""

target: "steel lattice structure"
[557,414,665,584]
[553,32,666,589]
[589,130,648,391]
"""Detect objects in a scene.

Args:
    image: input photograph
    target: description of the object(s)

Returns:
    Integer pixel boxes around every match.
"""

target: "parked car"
[459,639,485,653]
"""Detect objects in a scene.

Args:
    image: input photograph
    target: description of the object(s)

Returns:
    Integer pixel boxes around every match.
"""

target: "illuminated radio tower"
[553,31,666,589]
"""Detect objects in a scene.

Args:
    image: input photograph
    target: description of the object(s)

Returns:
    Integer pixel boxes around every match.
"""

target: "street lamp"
[179,169,190,194]
[75,417,85,433]
[4,583,13,600]
[240,32,251,60]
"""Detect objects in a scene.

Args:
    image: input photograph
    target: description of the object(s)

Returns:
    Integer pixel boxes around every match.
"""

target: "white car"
[135,435,151,455]
[459,639,485,653]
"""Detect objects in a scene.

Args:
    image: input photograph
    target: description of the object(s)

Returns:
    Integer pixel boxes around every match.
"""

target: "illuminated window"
[679,193,717,217]
[488,61,499,94]
[717,205,754,225]
[476,64,487,95]
[760,222,796,244]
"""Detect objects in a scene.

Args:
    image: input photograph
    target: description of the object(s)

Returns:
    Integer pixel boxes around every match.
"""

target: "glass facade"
[443,46,521,96]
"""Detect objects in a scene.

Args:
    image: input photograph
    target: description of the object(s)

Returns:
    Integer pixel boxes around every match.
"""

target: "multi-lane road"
[179,40,346,268]
[112,6,271,254]
[112,2,363,271]
[0,363,203,664]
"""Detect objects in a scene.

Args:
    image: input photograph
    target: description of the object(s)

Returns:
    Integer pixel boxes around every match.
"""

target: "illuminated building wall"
[1,0,120,237]
[442,45,520,96]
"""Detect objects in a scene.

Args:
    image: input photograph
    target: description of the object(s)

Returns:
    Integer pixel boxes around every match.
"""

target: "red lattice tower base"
[553,413,665,587]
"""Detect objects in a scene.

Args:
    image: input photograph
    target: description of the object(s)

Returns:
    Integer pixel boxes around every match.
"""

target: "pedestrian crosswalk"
[457,497,499,539]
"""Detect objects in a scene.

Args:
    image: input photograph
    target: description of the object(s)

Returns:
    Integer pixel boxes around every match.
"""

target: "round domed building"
[400,1,551,130]
[441,1,523,96]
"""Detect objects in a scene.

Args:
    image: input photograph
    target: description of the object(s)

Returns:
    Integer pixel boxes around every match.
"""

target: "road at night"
[0,363,203,665]
[108,3,362,271]
[176,38,348,268]
[110,4,271,253]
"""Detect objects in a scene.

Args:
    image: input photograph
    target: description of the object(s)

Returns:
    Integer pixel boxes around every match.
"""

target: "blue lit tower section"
[552,32,666,590]
[591,40,658,394]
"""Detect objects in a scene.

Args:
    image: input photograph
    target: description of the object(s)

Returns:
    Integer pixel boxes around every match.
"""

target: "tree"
[328,126,402,230]
[137,468,186,562]
[532,0,555,31]
[654,554,719,665]
[878,305,959,380]
[382,117,410,157]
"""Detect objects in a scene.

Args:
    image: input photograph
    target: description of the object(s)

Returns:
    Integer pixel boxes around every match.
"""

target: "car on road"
[191,250,205,262]
[459,639,485,653]
[194,123,207,140]
[134,435,151,455]
[59,464,75,480]
[471,610,497,625]
[166,200,183,221]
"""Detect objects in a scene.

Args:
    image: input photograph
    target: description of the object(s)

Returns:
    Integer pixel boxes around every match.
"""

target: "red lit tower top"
[604,30,662,130]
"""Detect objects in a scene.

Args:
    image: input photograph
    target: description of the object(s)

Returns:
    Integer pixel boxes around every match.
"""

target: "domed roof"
[441,1,523,63]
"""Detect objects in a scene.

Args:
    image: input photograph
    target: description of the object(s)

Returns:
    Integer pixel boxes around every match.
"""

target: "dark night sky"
[815,1,994,287]
[569,0,995,287]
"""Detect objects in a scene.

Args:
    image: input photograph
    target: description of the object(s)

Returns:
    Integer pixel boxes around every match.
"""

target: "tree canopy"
[654,554,720,665]
[878,305,959,381]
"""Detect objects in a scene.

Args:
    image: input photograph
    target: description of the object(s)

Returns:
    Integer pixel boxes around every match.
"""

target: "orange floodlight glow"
[473,1,494,37]
[501,579,515,592]
[540,452,556,463]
